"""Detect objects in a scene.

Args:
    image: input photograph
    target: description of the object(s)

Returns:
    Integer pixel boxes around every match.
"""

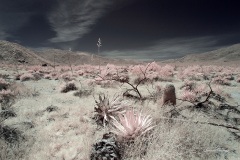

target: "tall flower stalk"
[97,38,102,68]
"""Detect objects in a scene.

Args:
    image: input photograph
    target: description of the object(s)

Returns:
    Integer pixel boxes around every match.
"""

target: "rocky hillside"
[0,40,53,65]
[35,49,141,66]
[161,43,240,66]
[0,40,140,66]
[181,43,240,62]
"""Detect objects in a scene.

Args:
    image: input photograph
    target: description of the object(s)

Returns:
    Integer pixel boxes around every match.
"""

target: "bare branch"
[157,117,240,131]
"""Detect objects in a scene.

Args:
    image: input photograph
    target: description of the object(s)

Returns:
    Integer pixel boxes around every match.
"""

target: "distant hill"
[1,40,240,66]
[179,44,240,62]
[162,44,240,66]
[0,40,53,65]
[0,40,140,66]
[35,49,140,66]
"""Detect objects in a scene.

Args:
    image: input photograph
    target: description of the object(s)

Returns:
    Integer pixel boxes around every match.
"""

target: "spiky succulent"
[94,94,126,126]
[90,132,121,160]
[112,110,155,140]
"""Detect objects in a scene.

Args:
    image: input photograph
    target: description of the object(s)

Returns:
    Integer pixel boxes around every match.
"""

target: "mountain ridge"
[0,40,140,66]
[1,40,240,66]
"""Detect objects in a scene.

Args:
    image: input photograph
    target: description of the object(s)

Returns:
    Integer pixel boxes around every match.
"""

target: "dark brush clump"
[0,110,16,120]
[0,126,23,144]
[73,89,93,98]
[46,105,58,112]
[60,82,78,93]
[90,132,121,160]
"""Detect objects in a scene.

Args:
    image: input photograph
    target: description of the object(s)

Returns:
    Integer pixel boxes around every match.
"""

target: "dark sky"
[1,0,240,61]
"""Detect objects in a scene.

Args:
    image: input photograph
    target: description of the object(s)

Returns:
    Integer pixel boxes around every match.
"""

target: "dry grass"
[0,63,239,160]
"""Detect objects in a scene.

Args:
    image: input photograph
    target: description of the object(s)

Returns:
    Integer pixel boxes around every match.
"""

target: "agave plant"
[112,109,155,141]
[94,94,126,126]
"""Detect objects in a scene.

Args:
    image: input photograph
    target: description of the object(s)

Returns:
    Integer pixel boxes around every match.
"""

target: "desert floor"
[0,63,240,160]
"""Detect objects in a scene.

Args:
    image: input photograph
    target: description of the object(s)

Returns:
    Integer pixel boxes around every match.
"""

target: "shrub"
[212,76,231,86]
[60,72,75,81]
[130,65,146,76]
[85,79,96,86]
[194,83,208,96]
[0,78,9,90]
[178,65,203,80]
[180,80,196,91]
[181,90,197,102]
[147,61,161,72]
[60,81,78,93]
[74,88,93,98]
[159,64,174,78]
[0,89,15,110]
[20,73,35,81]
[0,110,17,119]
[236,77,240,83]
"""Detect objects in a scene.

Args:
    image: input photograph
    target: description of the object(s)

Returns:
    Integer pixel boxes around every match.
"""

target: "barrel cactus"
[162,84,176,105]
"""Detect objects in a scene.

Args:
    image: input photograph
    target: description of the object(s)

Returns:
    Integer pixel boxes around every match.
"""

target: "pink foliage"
[159,64,174,78]
[155,85,162,92]
[20,73,35,81]
[27,65,41,72]
[181,80,196,91]
[43,72,59,80]
[181,90,197,102]
[112,109,155,140]
[147,62,161,72]
[100,80,115,88]
[147,72,159,81]
[237,77,240,83]
[194,83,208,96]
[0,78,9,90]
[212,76,231,86]
[178,65,204,80]
[0,89,14,101]
[59,66,71,72]
[76,70,84,76]
[212,85,223,95]
[82,64,96,74]
[130,65,146,76]
[60,72,75,81]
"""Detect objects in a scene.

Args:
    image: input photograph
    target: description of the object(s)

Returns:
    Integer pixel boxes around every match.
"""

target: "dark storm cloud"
[0,12,33,39]
[0,0,240,60]
[0,0,55,40]
[102,34,239,61]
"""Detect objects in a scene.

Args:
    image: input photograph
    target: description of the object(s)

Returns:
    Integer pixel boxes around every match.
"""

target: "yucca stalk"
[97,38,102,68]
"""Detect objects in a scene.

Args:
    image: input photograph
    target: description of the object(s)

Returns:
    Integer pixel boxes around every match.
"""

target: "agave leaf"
[111,109,155,140]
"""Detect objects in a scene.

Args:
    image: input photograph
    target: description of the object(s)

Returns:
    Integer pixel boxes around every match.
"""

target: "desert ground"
[0,62,240,160]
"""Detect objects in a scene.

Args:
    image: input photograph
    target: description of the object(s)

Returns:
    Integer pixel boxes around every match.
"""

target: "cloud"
[0,10,35,40]
[48,0,114,43]
[101,36,225,61]
[0,29,9,39]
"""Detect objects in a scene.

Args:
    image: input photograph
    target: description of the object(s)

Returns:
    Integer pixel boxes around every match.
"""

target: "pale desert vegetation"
[0,62,240,160]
